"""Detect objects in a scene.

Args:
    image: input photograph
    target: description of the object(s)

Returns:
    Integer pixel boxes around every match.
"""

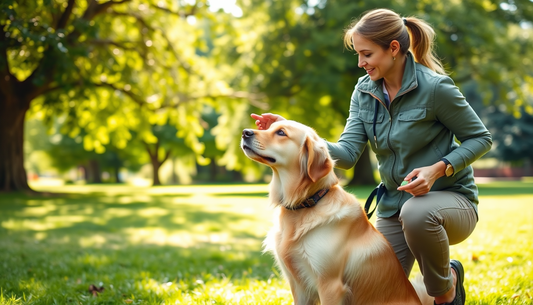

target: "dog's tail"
[411,273,434,305]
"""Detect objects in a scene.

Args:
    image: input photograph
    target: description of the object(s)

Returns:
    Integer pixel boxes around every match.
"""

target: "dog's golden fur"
[241,120,433,305]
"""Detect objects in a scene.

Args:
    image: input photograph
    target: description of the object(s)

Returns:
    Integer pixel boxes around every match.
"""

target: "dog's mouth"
[242,145,276,163]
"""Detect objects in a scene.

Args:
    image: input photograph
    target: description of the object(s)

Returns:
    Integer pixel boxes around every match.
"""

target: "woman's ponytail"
[404,17,446,75]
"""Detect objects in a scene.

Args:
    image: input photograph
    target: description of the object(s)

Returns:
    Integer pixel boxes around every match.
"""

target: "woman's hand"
[250,113,286,130]
[397,161,447,197]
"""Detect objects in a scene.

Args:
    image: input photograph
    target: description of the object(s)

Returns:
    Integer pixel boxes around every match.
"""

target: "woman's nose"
[358,57,366,68]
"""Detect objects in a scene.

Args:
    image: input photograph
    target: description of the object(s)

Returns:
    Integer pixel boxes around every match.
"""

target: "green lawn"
[0,181,532,304]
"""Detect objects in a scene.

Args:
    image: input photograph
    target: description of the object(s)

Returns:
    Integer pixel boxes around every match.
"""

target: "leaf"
[88,284,104,296]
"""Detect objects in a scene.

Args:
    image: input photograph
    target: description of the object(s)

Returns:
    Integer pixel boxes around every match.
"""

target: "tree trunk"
[0,93,31,192]
[151,156,162,186]
[346,146,377,186]
[86,159,102,183]
[144,141,170,186]
[114,166,121,183]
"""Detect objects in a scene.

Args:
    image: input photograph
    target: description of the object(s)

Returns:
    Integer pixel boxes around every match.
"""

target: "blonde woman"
[252,8,492,305]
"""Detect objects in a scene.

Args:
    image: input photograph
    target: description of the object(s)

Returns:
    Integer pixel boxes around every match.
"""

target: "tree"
[143,123,204,186]
[0,0,246,191]
[484,106,533,164]
[25,115,145,183]
[215,0,533,184]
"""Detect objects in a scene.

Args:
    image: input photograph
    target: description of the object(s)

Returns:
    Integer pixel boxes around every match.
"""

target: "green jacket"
[327,52,492,218]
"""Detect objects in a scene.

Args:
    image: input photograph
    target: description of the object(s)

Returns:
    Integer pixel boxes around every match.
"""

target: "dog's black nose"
[242,129,254,138]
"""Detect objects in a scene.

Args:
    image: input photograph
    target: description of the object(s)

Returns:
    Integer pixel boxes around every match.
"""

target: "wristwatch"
[441,158,454,177]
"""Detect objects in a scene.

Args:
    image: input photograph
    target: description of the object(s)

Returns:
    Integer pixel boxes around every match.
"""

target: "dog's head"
[241,120,333,184]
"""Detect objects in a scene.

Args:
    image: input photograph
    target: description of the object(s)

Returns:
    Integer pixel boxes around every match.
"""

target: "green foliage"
[1,182,532,304]
[24,118,145,179]
[216,0,533,172]
[463,81,533,164]
[3,0,248,175]
[484,106,533,163]
[7,0,533,184]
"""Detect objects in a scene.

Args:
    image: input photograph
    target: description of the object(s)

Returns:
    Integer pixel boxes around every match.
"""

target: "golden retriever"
[241,120,433,305]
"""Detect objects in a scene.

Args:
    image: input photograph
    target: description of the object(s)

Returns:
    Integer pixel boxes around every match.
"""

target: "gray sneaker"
[433,260,465,305]
[450,259,465,305]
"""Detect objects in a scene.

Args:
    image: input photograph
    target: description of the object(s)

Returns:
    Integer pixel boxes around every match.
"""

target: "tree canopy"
[0,0,248,190]
[216,0,533,180]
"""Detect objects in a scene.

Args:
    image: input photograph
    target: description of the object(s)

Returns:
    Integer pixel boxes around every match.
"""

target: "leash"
[286,189,329,210]
[364,182,386,219]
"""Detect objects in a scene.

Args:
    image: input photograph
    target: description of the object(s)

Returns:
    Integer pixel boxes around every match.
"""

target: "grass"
[0,181,532,304]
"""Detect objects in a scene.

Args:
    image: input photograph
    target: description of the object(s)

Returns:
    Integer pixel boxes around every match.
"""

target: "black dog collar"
[286,189,329,210]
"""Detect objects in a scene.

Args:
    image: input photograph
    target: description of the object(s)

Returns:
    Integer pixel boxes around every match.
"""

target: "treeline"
[1,0,532,190]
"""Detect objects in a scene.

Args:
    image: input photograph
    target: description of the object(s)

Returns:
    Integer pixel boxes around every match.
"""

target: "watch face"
[446,165,453,177]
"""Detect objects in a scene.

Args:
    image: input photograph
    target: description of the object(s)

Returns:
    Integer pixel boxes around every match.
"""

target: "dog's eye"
[276,129,286,136]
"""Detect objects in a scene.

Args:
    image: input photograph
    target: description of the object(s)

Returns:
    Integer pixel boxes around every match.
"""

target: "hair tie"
[403,18,407,25]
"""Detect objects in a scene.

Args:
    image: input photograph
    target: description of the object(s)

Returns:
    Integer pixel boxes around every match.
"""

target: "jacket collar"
[357,51,418,100]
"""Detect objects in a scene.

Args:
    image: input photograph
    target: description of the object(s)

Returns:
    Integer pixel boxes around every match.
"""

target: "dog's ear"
[304,135,332,182]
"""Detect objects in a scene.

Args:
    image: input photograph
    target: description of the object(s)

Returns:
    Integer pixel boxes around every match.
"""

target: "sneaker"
[433,260,465,305]
[450,259,465,305]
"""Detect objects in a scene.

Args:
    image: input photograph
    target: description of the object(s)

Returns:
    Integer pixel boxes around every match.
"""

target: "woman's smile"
[365,68,375,75]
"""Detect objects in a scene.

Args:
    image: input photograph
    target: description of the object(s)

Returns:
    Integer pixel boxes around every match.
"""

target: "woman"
[252,8,492,305]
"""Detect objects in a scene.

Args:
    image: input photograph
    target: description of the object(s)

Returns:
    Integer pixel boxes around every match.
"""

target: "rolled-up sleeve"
[326,87,369,170]
[434,76,493,173]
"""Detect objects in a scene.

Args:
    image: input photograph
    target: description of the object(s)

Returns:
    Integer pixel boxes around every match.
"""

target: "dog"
[241,120,433,305]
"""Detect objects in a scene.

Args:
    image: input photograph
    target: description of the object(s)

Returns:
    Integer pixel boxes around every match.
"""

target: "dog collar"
[286,189,329,210]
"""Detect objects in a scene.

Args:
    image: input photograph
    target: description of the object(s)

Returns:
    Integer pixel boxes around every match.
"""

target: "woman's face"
[352,33,393,81]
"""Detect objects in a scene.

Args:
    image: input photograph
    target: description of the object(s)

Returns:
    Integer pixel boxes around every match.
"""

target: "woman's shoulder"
[415,63,448,80]
[414,63,455,90]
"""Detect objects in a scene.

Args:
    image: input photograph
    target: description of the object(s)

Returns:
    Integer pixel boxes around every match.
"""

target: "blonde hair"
[344,8,446,75]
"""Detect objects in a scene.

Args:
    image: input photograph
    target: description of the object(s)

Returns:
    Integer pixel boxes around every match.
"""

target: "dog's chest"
[273,222,350,283]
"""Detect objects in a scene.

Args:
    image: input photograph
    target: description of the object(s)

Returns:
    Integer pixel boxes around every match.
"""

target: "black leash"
[364,182,386,219]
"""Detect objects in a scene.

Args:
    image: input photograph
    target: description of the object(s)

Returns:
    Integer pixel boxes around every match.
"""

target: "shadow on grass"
[2,181,531,304]
[0,236,275,304]
[0,188,277,303]
[0,193,264,239]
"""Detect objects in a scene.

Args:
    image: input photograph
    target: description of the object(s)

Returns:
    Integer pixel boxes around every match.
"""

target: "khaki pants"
[376,191,478,296]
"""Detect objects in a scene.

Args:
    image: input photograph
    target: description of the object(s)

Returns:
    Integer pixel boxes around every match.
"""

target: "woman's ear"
[390,40,401,57]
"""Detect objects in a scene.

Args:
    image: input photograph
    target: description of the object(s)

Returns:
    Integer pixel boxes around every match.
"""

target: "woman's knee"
[399,197,439,234]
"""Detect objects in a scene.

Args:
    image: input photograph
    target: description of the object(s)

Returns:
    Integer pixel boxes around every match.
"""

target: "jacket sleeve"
[434,76,492,174]
[326,87,369,170]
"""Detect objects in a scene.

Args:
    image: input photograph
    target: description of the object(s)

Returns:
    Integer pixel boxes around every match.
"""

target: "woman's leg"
[398,191,478,298]
[375,213,416,276]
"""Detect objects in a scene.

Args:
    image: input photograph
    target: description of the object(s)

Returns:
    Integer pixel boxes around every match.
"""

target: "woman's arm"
[326,88,369,170]
[433,76,493,172]
[251,88,369,170]
[398,76,492,197]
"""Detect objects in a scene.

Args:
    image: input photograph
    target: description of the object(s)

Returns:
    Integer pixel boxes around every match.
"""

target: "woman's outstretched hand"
[250,113,286,130]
